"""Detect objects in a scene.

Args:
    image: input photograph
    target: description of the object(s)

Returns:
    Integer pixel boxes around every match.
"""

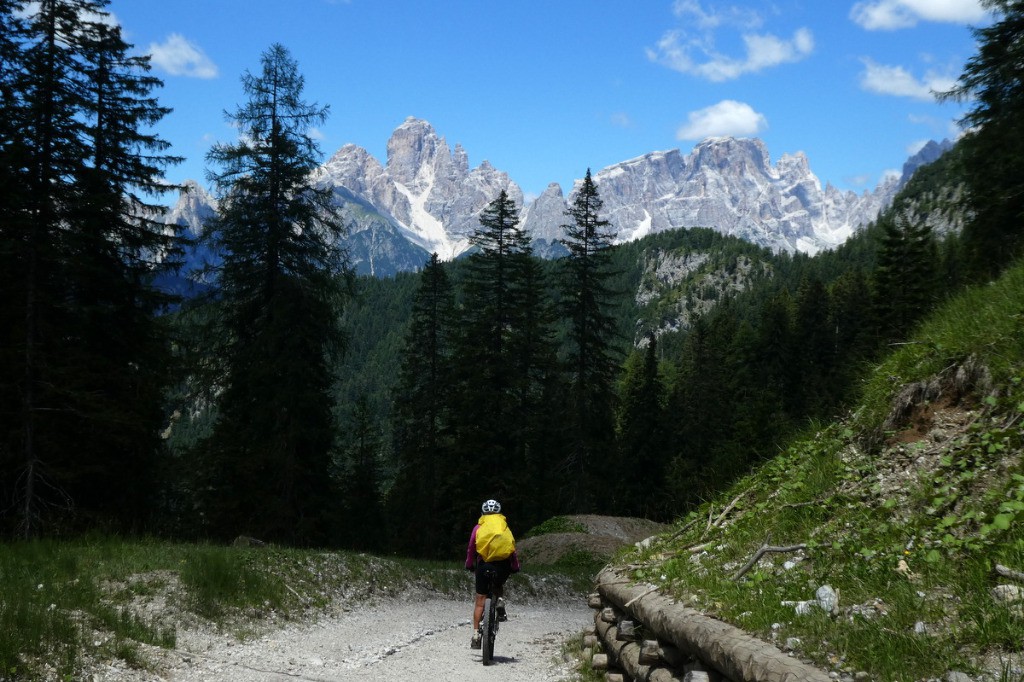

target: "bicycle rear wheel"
[481,596,495,665]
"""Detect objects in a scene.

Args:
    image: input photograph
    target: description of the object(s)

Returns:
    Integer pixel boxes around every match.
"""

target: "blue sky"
[106,0,991,201]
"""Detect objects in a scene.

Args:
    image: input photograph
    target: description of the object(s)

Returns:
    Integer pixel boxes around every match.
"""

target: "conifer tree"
[559,170,619,512]
[940,0,1024,278]
[389,253,457,556]
[873,213,936,342]
[195,44,348,545]
[337,396,384,551]
[792,276,834,416]
[615,333,666,518]
[0,0,180,536]
[447,189,559,545]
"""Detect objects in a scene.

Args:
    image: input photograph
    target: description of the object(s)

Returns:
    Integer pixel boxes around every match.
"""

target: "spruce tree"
[195,44,348,545]
[873,213,936,342]
[0,0,180,536]
[389,253,457,556]
[336,396,384,551]
[940,0,1024,278]
[615,334,666,518]
[559,170,619,512]
[447,189,559,547]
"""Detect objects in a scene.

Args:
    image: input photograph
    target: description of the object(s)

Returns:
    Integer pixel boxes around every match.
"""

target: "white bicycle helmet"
[481,499,501,514]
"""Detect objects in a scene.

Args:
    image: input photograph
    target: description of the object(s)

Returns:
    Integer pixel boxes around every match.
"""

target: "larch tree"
[195,44,349,545]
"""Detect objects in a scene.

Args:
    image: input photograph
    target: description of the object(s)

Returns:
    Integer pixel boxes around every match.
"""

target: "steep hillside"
[608,261,1024,680]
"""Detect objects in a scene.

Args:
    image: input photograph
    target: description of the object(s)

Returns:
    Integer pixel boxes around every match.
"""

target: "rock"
[946,672,973,682]
[816,585,839,614]
[784,637,802,651]
[991,584,1023,603]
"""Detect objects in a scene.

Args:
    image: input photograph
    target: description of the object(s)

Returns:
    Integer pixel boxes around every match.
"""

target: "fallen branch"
[732,544,808,581]
[712,493,746,529]
[666,516,701,542]
[781,497,830,510]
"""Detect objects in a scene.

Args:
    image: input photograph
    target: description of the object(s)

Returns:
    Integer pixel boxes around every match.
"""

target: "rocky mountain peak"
[691,137,772,177]
[167,118,950,276]
[385,117,446,187]
[166,180,216,234]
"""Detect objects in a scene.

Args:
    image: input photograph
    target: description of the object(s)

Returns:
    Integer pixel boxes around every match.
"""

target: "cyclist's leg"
[471,563,489,647]
[493,560,512,620]
[473,592,486,630]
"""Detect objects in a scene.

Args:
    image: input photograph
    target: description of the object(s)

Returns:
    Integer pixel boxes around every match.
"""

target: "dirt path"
[105,597,590,682]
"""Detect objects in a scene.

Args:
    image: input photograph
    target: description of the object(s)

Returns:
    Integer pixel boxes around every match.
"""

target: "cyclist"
[465,499,520,649]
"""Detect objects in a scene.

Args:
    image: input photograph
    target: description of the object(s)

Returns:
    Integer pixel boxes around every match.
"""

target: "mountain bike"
[480,567,500,665]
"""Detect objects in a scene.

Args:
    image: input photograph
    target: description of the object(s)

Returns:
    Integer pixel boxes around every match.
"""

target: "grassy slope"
[614,261,1024,681]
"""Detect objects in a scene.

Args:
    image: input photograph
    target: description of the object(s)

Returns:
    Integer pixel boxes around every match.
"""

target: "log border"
[591,567,832,682]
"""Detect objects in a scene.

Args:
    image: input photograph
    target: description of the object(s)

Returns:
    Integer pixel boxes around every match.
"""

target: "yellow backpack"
[475,513,515,562]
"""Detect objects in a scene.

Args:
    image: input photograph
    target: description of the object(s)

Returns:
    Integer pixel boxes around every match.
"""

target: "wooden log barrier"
[597,567,831,682]
[596,606,686,682]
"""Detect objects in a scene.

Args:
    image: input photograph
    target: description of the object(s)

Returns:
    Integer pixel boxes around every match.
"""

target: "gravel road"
[131,596,591,682]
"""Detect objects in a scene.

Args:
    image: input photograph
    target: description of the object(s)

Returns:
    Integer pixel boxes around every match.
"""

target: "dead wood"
[732,544,808,582]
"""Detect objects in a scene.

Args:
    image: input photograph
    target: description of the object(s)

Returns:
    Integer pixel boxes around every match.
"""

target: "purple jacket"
[465,524,521,571]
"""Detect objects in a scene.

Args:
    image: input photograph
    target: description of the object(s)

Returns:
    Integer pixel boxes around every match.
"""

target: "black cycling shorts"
[474,558,512,596]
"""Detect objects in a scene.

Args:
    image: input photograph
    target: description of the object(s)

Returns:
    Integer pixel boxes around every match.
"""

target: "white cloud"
[851,0,988,30]
[148,34,218,79]
[671,0,762,30]
[648,27,813,82]
[859,58,956,100]
[308,127,326,140]
[610,112,634,128]
[676,100,768,140]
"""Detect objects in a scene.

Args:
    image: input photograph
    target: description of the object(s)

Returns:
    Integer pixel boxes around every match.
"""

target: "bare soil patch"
[518,515,667,565]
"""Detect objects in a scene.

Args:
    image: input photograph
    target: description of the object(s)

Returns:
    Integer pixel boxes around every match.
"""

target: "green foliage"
[560,170,621,512]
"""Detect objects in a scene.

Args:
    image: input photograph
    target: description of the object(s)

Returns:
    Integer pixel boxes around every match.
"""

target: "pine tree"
[559,169,620,512]
[940,0,1024,279]
[195,44,349,545]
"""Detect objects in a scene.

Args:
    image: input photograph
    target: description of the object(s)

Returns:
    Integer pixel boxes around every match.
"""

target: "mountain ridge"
[168,117,951,276]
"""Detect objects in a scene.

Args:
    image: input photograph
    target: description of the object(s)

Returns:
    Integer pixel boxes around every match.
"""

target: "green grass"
[615,261,1024,681]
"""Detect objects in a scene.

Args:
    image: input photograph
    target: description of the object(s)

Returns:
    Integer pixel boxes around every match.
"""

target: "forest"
[2,0,1023,561]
